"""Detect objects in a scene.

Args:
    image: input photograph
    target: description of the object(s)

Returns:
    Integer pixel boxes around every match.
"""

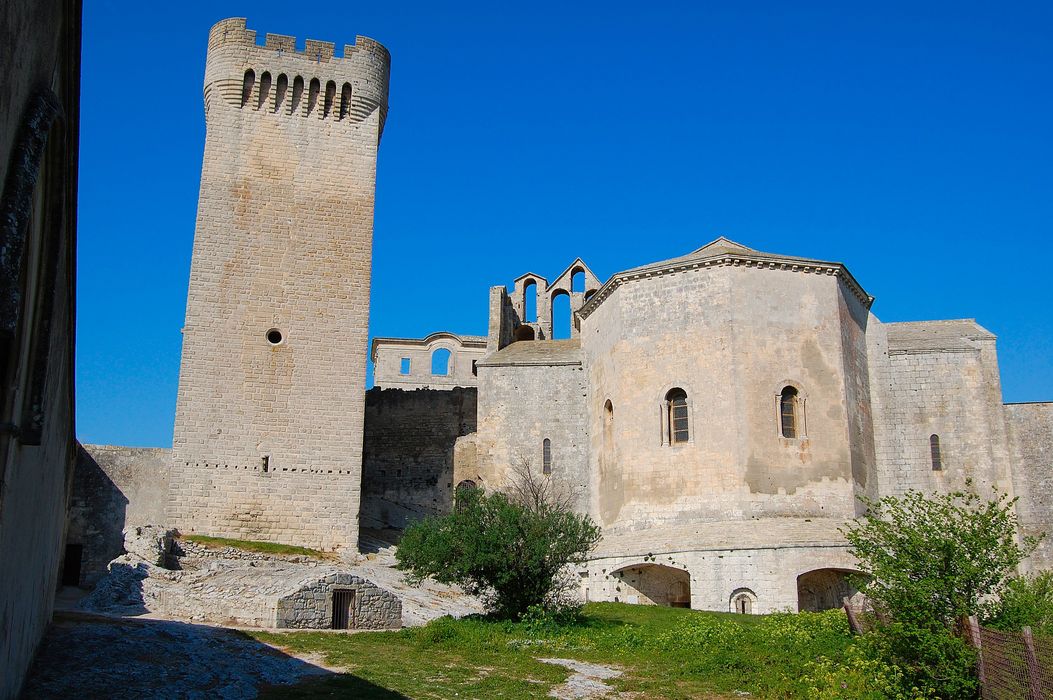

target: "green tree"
[395,465,601,619]
[842,487,1042,698]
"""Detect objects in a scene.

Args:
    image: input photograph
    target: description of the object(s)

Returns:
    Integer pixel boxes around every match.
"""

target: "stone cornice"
[578,252,874,320]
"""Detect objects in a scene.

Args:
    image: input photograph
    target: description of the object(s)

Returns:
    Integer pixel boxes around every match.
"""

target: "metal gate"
[331,589,356,629]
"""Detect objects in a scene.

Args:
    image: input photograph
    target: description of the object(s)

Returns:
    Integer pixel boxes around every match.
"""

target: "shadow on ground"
[22,611,407,699]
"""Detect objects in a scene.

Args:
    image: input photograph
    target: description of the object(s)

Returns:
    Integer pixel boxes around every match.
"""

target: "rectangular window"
[780,402,796,439]
[671,403,689,443]
[543,439,552,474]
[399,357,411,375]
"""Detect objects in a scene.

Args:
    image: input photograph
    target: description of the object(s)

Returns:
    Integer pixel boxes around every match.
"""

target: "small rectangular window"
[471,360,478,376]
[671,403,689,443]
[399,357,411,375]
[543,438,552,475]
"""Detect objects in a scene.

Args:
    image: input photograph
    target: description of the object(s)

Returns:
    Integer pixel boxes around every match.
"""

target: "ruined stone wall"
[66,445,171,587]
[867,320,1015,499]
[583,264,868,531]
[0,1,80,696]
[472,344,590,511]
[372,335,486,390]
[361,387,477,529]
[169,19,390,550]
[1005,402,1053,572]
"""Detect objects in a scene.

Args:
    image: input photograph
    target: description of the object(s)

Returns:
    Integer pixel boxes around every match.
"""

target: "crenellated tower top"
[203,18,390,138]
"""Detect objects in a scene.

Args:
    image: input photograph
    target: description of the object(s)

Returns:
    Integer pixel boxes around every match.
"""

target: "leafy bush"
[842,487,1041,630]
[396,485,600,619]
[801,644,927,700]
[985,571,1053,634]
[859,622,978,699]
[841,486,1035,699]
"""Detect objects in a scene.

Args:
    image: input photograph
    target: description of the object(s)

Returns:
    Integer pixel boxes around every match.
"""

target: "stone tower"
[168,18,390,550]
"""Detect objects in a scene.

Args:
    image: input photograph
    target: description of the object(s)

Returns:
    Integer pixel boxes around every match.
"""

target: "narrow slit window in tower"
[290,76,304,114]
[257,71,271,110]
[930,434,943,471]
[339,83,352,119]
[307,78,320,115]
[274,74,288,112]
[323,81,336,118]
[241,69,255,107]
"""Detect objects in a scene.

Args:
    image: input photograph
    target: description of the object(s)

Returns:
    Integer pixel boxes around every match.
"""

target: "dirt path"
[21,612,335,699]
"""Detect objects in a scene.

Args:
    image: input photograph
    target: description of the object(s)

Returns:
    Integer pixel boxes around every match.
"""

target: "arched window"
[307,78,320,115]
[603,399,614,448]
[257,71,271,110]
[571,268,585,293]
[551,290,571,339]
[523,279,537,322]
[323,80,336,118]
[666,388,689,444]
[930,434,943,471]
[290,76,304,114]
[241,69,255,107]
[431,347,451,375]
[455,480,477,510]
[339,82,352,119]
[780,386,799,439]
[274,74,288,112]
[542,438,552,475]
[731,589,756,614]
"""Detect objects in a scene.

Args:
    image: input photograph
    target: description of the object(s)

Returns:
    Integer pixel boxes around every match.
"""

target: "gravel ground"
[21,612,332,699]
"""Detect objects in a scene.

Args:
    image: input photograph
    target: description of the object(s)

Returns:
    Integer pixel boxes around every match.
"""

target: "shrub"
[842,487,1041,630]
[985,571,1053,634]
[841,486,1037,698]
[396,484,600,619]
[801,644,926,700]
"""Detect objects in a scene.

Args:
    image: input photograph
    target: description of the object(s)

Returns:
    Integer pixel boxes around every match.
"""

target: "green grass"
[251,603,858,699]
[181,534,330,559]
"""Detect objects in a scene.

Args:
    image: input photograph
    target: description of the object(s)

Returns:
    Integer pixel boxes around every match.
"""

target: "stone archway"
[611,563,691,608]
[797,568,862,612]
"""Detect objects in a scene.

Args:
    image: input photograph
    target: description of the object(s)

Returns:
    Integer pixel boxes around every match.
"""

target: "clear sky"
[76,1,1053,447]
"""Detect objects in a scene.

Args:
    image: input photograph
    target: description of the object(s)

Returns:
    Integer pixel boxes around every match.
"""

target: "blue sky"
[76,1,1053,447]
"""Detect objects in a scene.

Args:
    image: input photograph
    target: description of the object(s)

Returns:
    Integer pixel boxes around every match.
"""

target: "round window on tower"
[266,328,284,346]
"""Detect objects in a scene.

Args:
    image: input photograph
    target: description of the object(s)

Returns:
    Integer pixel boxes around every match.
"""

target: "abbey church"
[71,18,1053,616]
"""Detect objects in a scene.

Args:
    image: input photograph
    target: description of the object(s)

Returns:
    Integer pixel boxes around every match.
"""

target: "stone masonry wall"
[277,572,401,629]
[583,264,866,530]
[361,387,477,529]
[868,321,1015,499]
[0,1,80,694]
[168,19,390,550]
[473,345,589,511]
[67,445,171,587]
[1006,402,1053,572]
[372,335,487,390]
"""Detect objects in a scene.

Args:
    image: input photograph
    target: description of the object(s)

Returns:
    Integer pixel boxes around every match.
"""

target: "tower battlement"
[204,18,390,135]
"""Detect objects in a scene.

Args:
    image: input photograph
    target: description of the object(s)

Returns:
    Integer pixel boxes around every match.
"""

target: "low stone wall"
[175,538,318,564]
[81,530,402,630]
[277,572,402,629]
